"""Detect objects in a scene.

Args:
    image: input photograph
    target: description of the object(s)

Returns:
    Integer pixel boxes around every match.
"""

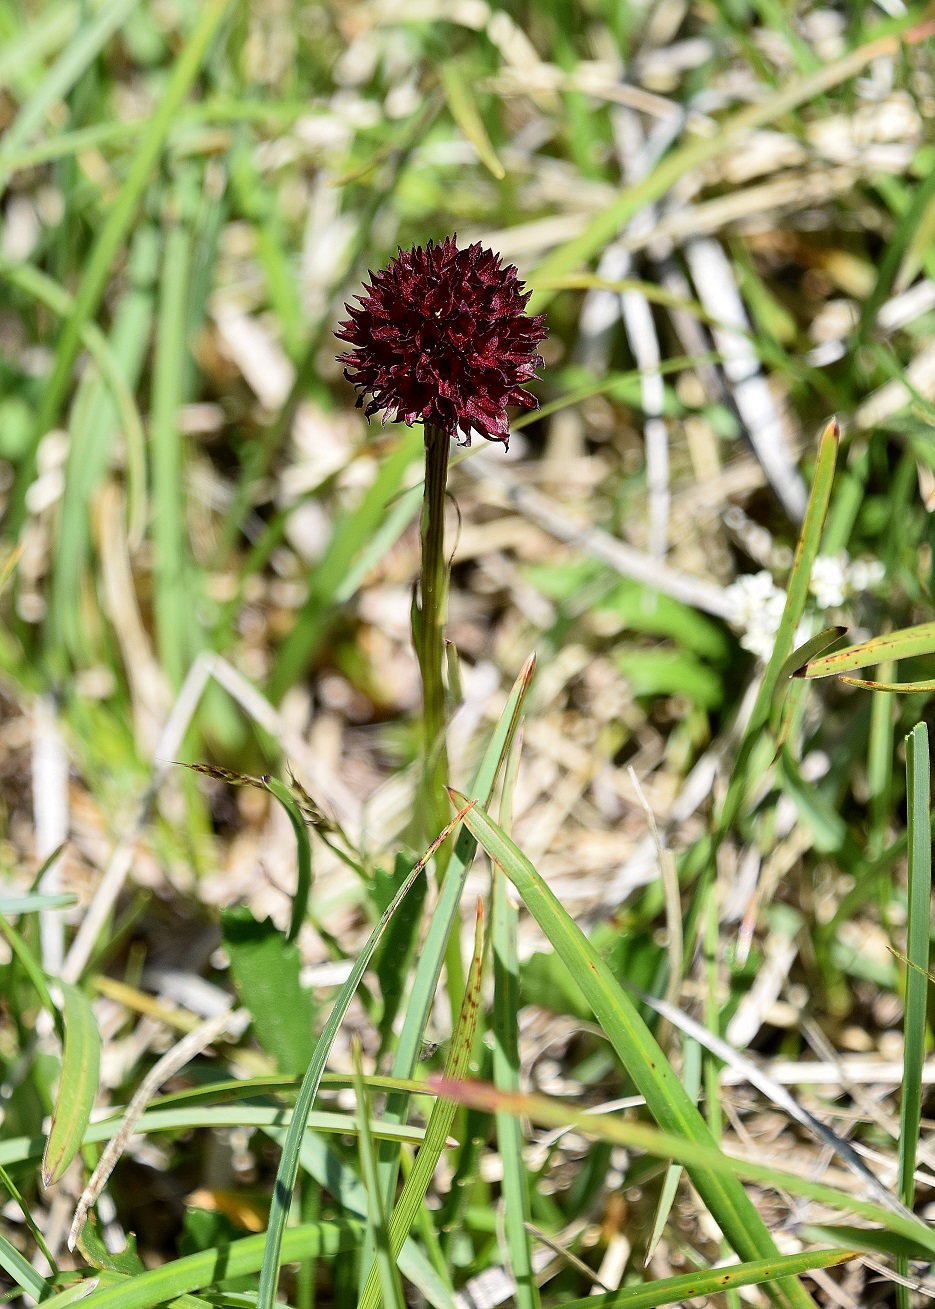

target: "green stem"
[417,424,451,841]
[416,424,464,1019]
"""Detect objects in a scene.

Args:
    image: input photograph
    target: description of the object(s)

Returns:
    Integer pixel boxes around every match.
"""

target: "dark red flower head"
[335,236,547,447]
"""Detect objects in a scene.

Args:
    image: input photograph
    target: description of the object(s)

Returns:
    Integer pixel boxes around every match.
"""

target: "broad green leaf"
[42,981,102,1186]
[614,648,724,709]
[449,797,813,1309]
[78,1220,144,1274]
[595,582,731,663]
[222,909,314,1075]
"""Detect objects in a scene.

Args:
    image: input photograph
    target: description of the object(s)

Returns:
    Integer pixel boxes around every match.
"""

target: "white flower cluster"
[725,553,885,664]
[725,571,787,661]
[809,551,886,609]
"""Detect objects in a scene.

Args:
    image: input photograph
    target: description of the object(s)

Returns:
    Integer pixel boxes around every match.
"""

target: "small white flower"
[725,571,787,663]
[847,557,885,593]
[809,552,850,609]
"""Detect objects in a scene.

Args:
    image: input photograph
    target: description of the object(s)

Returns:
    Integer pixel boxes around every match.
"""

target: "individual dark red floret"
[335,236,547,447]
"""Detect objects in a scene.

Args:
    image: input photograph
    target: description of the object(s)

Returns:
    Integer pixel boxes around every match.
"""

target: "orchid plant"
[336,236,547,848]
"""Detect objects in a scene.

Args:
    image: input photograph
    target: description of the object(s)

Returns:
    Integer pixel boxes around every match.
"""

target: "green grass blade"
[49,222,158,654]
[798,621,935,680]
[897,722,931,1309]
[0,892,76,915]
[512,353,722,430]
[841,677,935,692]
[40,1222,362,1309]
[0,118,145,172]
[856,163,935,344]
[42,981,102,1185]
[0,3,77,95]
[772,625,846,755]
[645,1038,701,1265]
[492,730,539,1309]
[0,0,139,192]
[82,1072,438,1113]
[0,1106,445,1171]
[151,215,193,690]
[358,900,485,1309]
[541,1248,855,1309]
[0,1225,48,1300]
[254,803,474,1309]
[771,626,846,731]
[797,1222,932,1261]
[868,661,897,857]
[718,418,839,836]
[353,1040,406,1309]
[292,1132,455,1309]
[0,911,61,1037]
[439,62,505,179]
[448,797,815,1309]
[375,655,535,1206]
[1,258,149,551]
[0,1160,58,1275]
[268,432,422,700]
[526,18,926,312]
[429,1077,935,1259]
[8,0,233,531]
[263,779,313,943]
[333,483,423,604]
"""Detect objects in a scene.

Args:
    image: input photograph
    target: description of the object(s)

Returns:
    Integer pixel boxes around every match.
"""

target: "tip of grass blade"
[789,626,849,679]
